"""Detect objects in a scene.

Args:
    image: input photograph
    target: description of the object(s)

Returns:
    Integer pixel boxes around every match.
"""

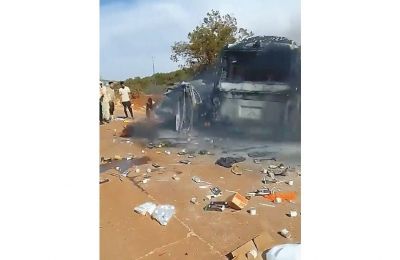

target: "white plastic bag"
[151,204,175,226]
[134,202,157,216]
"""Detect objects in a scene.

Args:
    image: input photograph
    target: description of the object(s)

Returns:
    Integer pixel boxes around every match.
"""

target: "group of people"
[99,81,134,125]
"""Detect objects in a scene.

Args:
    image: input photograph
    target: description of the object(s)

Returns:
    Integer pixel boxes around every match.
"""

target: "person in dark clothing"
[100,82,104,124]
[100,101,103,124]
[108,81,115,120]
[146,97,153,119]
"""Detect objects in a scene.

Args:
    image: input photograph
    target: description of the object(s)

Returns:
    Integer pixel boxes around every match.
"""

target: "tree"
[171,10,253,71]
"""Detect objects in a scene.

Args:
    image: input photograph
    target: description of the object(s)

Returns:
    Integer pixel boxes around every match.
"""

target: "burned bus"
[209,36,300,136]
[156,36,301,139]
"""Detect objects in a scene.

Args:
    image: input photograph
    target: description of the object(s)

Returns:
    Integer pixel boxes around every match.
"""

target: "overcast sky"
[100,0,300,80]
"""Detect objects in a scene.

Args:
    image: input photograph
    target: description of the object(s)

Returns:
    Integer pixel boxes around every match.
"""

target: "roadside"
[100,97,301,260]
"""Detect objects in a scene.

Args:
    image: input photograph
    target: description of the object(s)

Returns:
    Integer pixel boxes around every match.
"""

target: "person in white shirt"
[118,81,133,118]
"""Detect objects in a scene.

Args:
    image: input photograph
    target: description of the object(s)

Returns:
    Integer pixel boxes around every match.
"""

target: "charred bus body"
[156,36,301,139]
[209,36,300,137]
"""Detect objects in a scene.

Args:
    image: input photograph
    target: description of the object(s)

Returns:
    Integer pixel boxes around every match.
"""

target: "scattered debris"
[100,178,109,184]
[231,164,243,175]
[179,160,191,164]
[262,176,276,184]
[204,201,228,211]
[206,194,222,200]
[274,197,282,204]
[258,203,276,208]
[276,167,289,176]
[121,170,130,177]
[114,155,122,160]
[199,185,211,189]
[164,150,171,155]
[253,158,276,164]
[191,176,211,184]
[142,179,150,184]
[279,228,291,238]
[152,163,161,168]
[248,207,257,216]
[101,157,112,163]
[287,180,294,186]
[192,176,201,183]
[188,154,196,159]
[215,156,246,168]
[246,188,271,197]
[264,192,297,202]
[270,187,282,194]
[227,192,248,210]
[269,163,284,169]
[172,175,180,181]
[198,149,209,155]
[120,138,132,144]
[210,187,222,196]
[288,210,298,217]
[190,197,198,204]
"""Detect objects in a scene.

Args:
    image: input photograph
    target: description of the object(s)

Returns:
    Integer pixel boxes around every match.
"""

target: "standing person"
[107,81,115,120]
[100,82,104,125]
[101,82,110,123]
[146,97,154,120]
[118,81,134,119]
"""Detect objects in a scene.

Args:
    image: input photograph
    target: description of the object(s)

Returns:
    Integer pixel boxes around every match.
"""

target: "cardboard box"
[252,232,275,252]
[227,192,249,210]
[229,240,257,259]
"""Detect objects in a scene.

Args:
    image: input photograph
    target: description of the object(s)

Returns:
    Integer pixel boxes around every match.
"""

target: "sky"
[100,0,300,80]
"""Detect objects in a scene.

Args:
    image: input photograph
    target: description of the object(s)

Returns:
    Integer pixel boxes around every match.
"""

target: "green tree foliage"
[171,10,253,71]
[121,68,194,95]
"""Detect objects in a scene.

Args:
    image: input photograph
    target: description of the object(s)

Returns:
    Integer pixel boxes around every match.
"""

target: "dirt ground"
[100,99,301,260]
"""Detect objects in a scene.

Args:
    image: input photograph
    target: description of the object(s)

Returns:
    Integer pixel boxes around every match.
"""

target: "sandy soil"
[100,100,301,260]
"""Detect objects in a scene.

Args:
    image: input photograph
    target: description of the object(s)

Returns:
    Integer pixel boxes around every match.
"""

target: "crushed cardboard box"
[229,239,257,259]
